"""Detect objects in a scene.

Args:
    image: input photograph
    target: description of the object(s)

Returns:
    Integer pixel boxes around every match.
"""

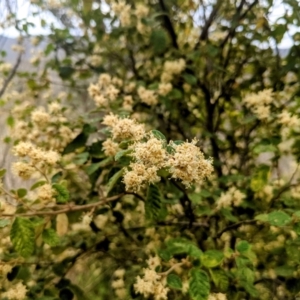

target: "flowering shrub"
[1,0,300,299]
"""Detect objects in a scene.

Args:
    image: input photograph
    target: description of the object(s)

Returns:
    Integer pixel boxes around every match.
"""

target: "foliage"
[0,0,300,299]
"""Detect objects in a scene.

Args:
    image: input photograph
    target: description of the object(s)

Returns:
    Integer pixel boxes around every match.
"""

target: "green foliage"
[145,184,162,220]
[255,211,292,226]
[2,0,300,298]
[52,184,70,204]
[167,274,182,290]
[10,217,35,258]
[189,269,210,300]
[201,250,224,268]
[42,228,60,246]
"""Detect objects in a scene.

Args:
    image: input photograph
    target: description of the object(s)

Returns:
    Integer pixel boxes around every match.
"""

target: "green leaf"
[166,238,202,258]
[189,269,210,300]
[201,250,224,268]
[115,149,132,161]
[151,130,167,142]
[74,152,89,165]
[256,211,291,227]
[42,228,60,246]
[275,265,296,277]
[236,240,251,253]
[250,165,270,192]
[10,217,35,257]
[237,267,258,296]
[220,208,238,222]
[255,213,269,222]
[0,169,6,177]
[253,144,277,154]
[52,184,69,204]
[85,157,113,175]
[106,169,124,195]
[167,273,182,290]
[6,115,14,127]
[51,171,63,183]
[30,180,47,191]
[210,269,229,292]
[150,29,168,54]
[145,184,162,220]
[0,219,10,227]
[63,132,88,155]
[17,188,27,198]
[182,73,197,85]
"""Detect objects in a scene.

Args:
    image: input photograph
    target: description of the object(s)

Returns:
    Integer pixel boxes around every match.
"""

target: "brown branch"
[0,194,124,217]
[158,0,178,49]
[0,51,22,98]
[196,0,223,45]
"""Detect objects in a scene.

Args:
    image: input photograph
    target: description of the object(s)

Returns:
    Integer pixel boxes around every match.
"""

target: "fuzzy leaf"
[145,184,162,220]
[10,217,35,257]
[42,228,60,246]
[167,274,182,290]
[201,250,224,268]
[210,269,229,292]
[189,269,210,300]
[0,219,10,228]
[107,169,124,195]
[53,184,70,204]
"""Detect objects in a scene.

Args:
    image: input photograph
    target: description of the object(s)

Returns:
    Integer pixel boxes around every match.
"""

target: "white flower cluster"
[12,141,60,180]
[161,58,186,83]
[121,131,213,192]
[208,293,227,300]
[243,89,273,120]
[216,187,245,210]
[137,86,158,106]
[102,113,145,142]
[277,110,299,128]
[111,0,131,26]
[88,73,122,107]
[134,256,169,300]
[11,100,78,152]
[112,269,127,298]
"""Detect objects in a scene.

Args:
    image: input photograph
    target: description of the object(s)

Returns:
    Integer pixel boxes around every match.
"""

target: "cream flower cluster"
[216,187,245,210]
[102,113,145,141]
[112,269,127,298]
[102,114,213,191]
[277,110,299,128]
[12,141,60,180]
[137,86,158,106]
[123,136,212,191]
[134,256,169,300]
[88,73,122,107]
[111,0,131,26]
[11,100,78,152]
[161,59,186,83]
[243,89,273,120]
[167,139,213,188]
[208,293,227,300]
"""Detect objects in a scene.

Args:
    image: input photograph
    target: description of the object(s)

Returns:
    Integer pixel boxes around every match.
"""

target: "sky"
[0,0,296,48]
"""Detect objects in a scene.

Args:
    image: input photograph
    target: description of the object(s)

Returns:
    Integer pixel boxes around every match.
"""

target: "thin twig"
[0,193,124,217]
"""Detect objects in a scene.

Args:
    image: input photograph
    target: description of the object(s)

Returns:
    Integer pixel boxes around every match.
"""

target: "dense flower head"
[123,163,160,192]
[137,86,158,106]
[167,139,213,188]
[102,113,145,141]
[216,187,245,210]
[133,135,167,167]
[12,142,60,165]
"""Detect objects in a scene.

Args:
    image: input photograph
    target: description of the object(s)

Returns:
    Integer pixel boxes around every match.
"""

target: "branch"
[196,0,223,45]
[215,219,257,238]
[158,0,178,49]
[0,194,124,217]
[0,52,22,98]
